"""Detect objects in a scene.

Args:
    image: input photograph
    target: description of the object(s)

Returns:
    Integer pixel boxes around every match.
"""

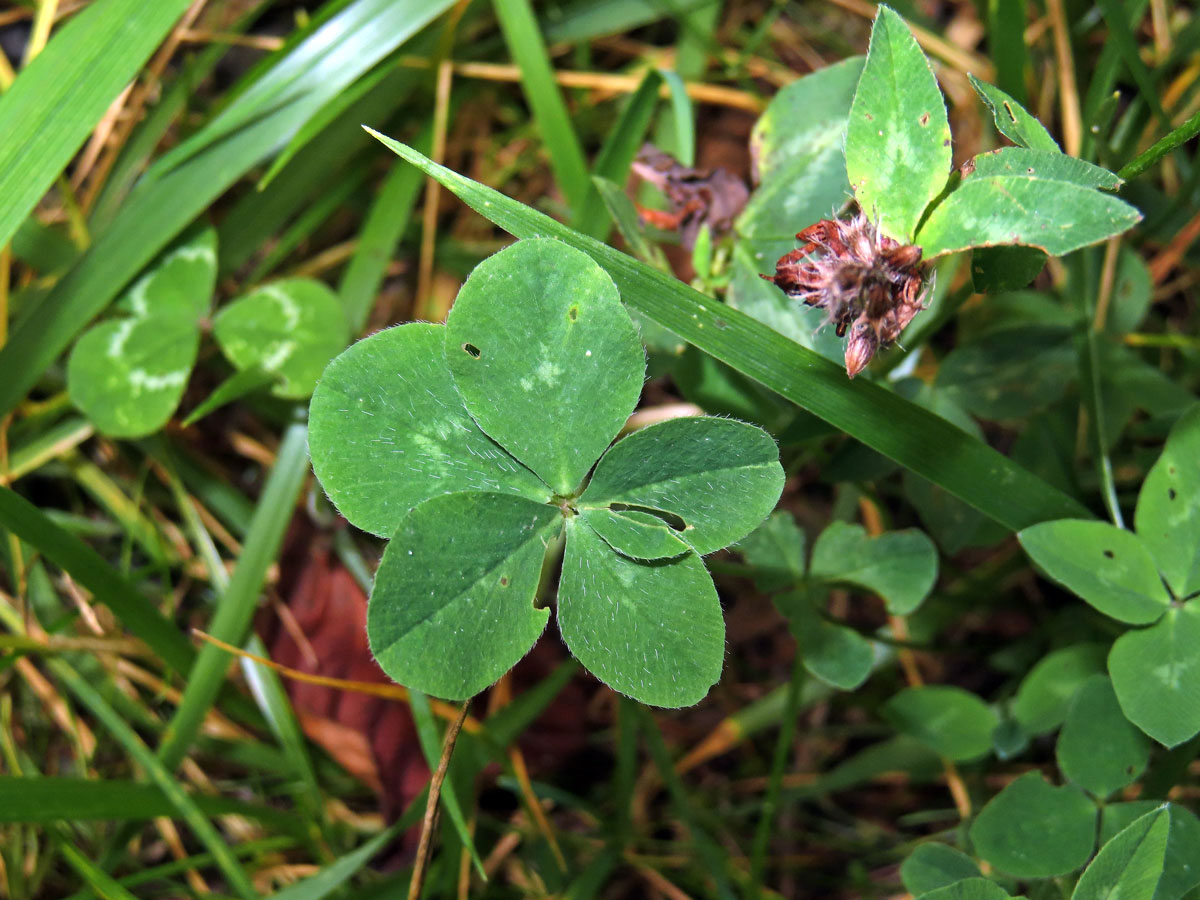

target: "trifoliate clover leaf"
[213,278,350,399]
[308,238,784,706]
[68,226,216,437]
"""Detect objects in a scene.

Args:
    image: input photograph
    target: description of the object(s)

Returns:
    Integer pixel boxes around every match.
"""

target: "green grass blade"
[0,0,192,249]
[0,488,193,672]
[60,843,140,900]
[12,218,77,274]
[659,70,696,166]
[6,417,93,483]
[338,129,428,333]
[748,654,805,896]
[268,822,407,900]
[986,0,1029,105]
[576,70,664,238]
[256,60,395,190]
[58,838,296,900]
[592,70,663,183]
[492,0,592,218]
[47,660,259,900]
[240,634,323,820]
[152,0,454,176]
[1095,0,1170,133]
[544,0,690,43]
[0,776,300,830]
[88,2,274,229]
[365,134,1093,532]
[157,422,309,770]
[1118,107,1200,182]
[244,163,369,283]
[61,451,173,568]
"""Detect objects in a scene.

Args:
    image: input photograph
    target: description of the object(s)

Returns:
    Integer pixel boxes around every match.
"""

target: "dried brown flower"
[631,144,749,250]
[762,212,928,377]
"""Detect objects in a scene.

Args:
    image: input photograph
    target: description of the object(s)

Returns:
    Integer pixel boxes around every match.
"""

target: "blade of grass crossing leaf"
[48,659,258,900]
[409,691,486,878]
[338,127,430,333]
[0,488,193,672]
[157,422,309,770]
[0,0,193,249]
[491,0,593,218]
[366,135,1093,532]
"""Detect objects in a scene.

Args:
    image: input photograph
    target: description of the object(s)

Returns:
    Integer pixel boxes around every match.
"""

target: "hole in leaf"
[462,343,482,359]
[1103,550,1115,559]
[1169,488,1177,501]
[610,503,687,532]
[499,576,509,586]
[568,306,579,322]
[919,112,930,126]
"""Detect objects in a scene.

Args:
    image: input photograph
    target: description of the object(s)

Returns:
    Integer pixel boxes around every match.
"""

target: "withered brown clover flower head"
[631,144,749,251]
[761,212,929,378]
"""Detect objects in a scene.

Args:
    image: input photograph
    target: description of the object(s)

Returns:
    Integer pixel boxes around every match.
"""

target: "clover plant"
[68,227,348,437]
[1018,407,1200,748]
[308,238,783,707]
[738,512,938,690]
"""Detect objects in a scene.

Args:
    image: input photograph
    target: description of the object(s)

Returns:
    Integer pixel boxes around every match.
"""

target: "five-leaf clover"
[308,238,784,707]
